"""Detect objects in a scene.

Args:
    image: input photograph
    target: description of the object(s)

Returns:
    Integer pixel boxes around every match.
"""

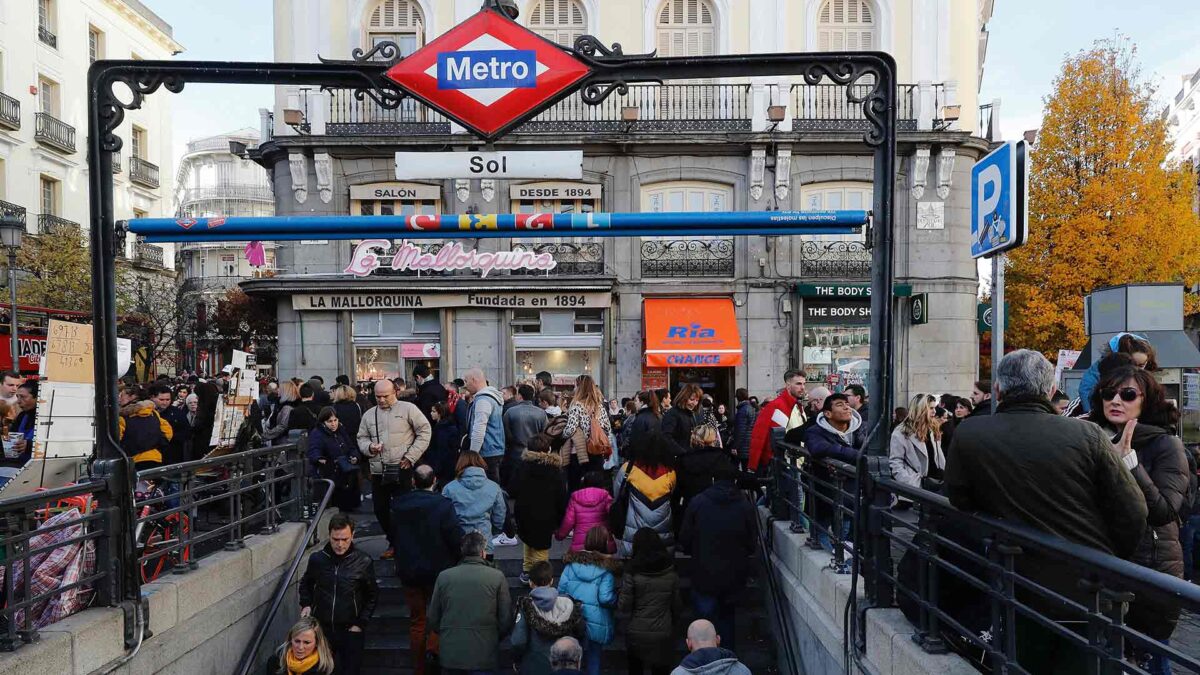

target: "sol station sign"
[385,10,591,139]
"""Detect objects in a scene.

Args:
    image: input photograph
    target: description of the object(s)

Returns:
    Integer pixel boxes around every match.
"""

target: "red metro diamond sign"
[384,10,592,139]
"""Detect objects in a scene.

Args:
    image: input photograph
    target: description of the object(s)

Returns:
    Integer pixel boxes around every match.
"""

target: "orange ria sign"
[643,298,744,368]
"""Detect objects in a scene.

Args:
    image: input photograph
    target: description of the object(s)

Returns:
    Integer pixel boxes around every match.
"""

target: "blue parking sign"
[971,140,1029,259]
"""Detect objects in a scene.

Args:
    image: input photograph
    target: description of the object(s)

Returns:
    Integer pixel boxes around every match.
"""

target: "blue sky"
[142,0,275,162]
[981,0,1200,140]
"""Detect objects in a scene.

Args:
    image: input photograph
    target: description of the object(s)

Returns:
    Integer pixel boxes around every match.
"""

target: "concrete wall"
[0,522,319,675]
[763,512,976,675]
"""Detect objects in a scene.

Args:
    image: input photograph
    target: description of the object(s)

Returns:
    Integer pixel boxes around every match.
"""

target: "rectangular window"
[511,309,541,334]
[131,126,147,159]
[88,26,103,63]
[380,311,412,335]
[0,158,6,200]
[38,77,58,116]
[413,310,440,334]
[38,0,52,32]
[356,346,400,381]
[353,312,380,337]
[573,309,604,334]
[39,175,58,216]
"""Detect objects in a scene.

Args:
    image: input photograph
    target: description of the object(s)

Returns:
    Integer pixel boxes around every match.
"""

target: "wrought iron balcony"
[510,242,604,276]
[798,240,871,279]
[0,201,26,227]
[38,25,57,49]
[135,242,165,267]
[130,157,160,188]
[640,238,735,278]
[34,112,75,153]
[0,92,19,131]
[792,83,919,132]
[323,83,753,136]
[37,214,80,236]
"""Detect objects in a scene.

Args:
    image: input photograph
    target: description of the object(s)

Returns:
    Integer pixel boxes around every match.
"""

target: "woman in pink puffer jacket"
[556,472,615,552]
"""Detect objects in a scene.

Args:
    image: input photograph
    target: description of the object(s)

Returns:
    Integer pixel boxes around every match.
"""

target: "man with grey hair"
[428,531,513,674]
[549,636,584,673]
[944,349,1148,672]
[462,367,507,482]
[670,619,751,674]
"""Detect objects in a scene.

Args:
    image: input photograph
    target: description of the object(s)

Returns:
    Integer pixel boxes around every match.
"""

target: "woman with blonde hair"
[562,374,613,491]
[262,380,301,445]
[330,384,363,439]
[888,393,945,508]
[268,617,334,674]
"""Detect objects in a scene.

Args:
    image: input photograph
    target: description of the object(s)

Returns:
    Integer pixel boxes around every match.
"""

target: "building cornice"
[101,0,184,55]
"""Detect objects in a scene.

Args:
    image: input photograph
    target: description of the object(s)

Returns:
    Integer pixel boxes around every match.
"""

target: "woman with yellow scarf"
[269,617,334,675]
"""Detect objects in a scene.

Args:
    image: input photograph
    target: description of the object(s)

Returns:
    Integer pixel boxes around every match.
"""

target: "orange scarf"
[286,650,320,674]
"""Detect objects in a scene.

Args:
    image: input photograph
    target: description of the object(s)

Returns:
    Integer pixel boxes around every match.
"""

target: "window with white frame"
[364,0,425,58]
[800,181,871,240]
[39,175,59,216]
[131,126,147,160]
[655,0,716,57]
[89,26,104,63]
[816,0,877,51]
[38,76,58,116]
[528,0,587,47]
[641,180,730,214]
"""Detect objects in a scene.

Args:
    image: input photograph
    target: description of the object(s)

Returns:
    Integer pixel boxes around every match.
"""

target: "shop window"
[802,325,871,386]
[574,309,603,334]
[353,312,380,337]
[516,348,600,387]
[356,346,400,381]
[413,310,440,334]
[511,309,541,334]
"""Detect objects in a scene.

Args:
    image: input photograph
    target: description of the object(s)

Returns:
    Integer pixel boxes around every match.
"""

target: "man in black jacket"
[412,363,448,422]
[299,514,378,675]
[946,350,1147,674]
[679,469,756,652]
[391,465,462,675]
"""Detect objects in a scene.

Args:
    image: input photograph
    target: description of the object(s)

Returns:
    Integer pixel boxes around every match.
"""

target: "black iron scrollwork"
[580,81,630,106]
[316,41,407,111]
[800,62,887,146]
[350,40,401,64]
[99,71,186,152]
[799,240,871,278]
[573,35,625,59]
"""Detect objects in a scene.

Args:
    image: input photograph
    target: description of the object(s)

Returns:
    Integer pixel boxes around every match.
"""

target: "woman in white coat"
[888,393,946,508]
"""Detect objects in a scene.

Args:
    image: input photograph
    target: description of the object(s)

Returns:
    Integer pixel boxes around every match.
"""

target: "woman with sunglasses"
[1088,366,1187,674]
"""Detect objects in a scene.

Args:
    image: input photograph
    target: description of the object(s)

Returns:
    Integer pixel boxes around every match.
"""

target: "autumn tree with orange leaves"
[1006,38,1200,356]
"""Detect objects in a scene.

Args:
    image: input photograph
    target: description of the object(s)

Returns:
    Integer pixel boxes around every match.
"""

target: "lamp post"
[0,215,23,372]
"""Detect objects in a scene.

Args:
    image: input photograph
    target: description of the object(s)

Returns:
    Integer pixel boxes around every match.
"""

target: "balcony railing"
[179,185,274,203]
[37,214,79,236]
[130,157,160,188]
[510,242,605,276]
[798,240,871,278]
[34,113,75,154]
[0,201,25,227]
[0,92,19,131]
[979,102,997,141]
[792,83,919,132]
[38,25,57,49]
[640,238,735,278]
[135,242,165,267]
[323,83,753,135]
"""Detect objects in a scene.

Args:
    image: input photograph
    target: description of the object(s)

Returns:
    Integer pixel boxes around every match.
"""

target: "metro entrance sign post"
[86,0,903,644]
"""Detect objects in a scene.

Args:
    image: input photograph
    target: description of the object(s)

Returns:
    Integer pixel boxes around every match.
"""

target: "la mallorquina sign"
[345,239,557,278]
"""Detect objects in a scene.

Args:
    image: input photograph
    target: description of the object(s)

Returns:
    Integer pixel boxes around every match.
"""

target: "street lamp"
[0,215,23,372]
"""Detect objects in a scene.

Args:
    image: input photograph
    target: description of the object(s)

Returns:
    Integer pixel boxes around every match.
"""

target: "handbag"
[586,414,612,459]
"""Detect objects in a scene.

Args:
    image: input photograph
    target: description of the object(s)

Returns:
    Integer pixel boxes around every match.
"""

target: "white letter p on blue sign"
[970,140,1028,259]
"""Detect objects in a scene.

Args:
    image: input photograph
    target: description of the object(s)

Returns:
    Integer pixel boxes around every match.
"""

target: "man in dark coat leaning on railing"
[944,349,1148,675]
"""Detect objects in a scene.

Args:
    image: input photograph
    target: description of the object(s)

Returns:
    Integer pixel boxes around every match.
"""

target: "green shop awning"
[795,283,913,298]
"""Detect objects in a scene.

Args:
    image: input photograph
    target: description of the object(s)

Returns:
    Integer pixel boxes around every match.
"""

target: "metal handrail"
[768,435,1200,673]
[234,478,334,675]
[129,157,160,189]
[0,91,20,130]
[34,113,75,153]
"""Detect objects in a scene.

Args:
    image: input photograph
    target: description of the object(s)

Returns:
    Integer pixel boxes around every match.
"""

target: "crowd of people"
[26,326,1195,675]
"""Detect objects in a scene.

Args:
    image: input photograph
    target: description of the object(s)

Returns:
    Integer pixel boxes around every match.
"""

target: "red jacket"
[748,390,799,471]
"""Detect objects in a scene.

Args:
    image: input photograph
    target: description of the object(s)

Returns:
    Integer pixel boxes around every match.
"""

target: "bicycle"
[134,479,191,583]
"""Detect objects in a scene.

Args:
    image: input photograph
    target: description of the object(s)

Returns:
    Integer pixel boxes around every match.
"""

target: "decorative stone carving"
[774,146,792,201]
[916,201,945,230]
[910,146,930,200]
[749,147,766,201]
[480,179,496,203]
[454,179,470,203]
[936,148,957,199]
[313,153,332,204]
[288,152,308,204]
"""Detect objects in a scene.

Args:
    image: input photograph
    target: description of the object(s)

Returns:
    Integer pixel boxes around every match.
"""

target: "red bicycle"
[134,479,191,583]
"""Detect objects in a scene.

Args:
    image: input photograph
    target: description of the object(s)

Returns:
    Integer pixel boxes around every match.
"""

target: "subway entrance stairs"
[348,492,778,675]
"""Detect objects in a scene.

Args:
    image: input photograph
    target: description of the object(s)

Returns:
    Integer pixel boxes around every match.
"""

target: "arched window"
[816,0,876,51]
[528,0,587,48]
[365,0,424,58]
[655,0,716,57]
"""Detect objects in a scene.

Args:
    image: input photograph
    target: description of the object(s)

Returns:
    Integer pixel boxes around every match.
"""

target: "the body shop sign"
[346,239,556,277]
